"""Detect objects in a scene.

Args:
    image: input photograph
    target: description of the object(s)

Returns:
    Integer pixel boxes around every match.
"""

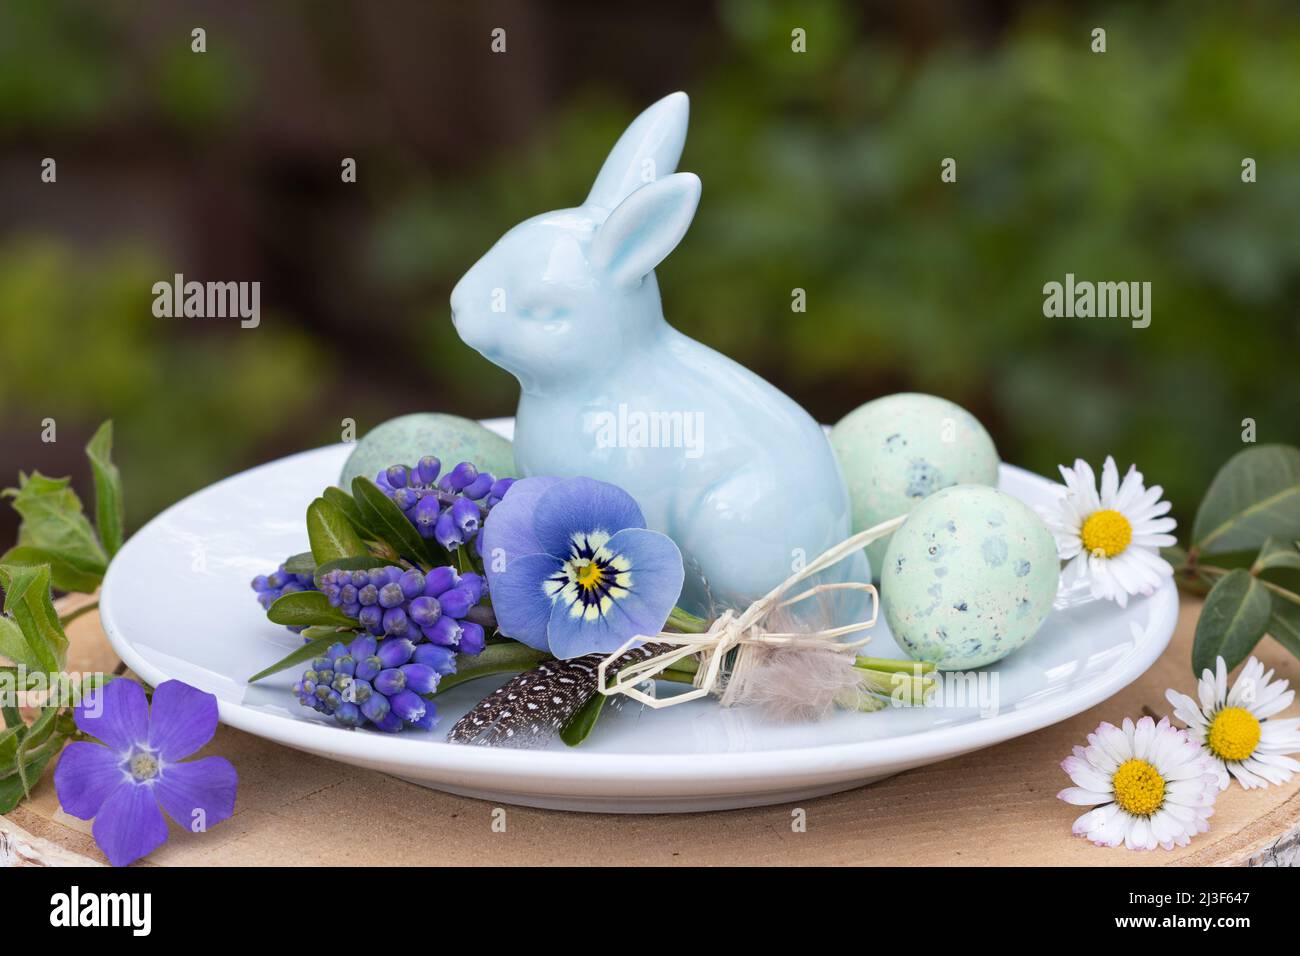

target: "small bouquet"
[248,455,934,746]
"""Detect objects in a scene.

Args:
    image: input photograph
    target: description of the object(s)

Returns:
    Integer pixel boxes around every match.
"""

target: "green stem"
[854,655,934,673]
[1258,577,1300,608]
[58,600,99,627]
[855,663,935,702]
[655,667,697,685]
[665,606,710,633]
[1179,562,1300,608]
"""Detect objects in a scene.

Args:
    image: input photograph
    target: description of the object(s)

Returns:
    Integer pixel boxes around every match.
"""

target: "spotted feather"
[447,643,672,746]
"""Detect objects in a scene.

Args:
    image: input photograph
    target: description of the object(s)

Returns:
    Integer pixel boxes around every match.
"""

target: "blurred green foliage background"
[1,0,1297,544]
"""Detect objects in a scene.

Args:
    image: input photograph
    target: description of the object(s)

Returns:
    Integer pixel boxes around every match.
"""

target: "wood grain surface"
[5,593,1298,866]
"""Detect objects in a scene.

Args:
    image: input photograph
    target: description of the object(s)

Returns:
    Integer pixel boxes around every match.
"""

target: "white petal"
[1061,755,1113,792]
[1100,457,1120,507]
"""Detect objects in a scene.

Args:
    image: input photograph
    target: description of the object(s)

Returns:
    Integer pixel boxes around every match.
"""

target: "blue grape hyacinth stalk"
[317,564,488,652]
[376,456,514,556]
[294,634,460,732]
[298,563,496,731]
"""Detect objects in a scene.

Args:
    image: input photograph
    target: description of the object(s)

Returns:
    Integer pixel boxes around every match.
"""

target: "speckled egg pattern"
[882,485,1059,670]
[340,413,517,488]
[830,393,999,579]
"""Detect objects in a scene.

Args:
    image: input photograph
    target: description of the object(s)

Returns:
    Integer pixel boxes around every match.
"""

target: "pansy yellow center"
[1081,509,1132,558]
[575,561,605,592]
[1112,758,1165,816]
[1207,706,1261,762]
[129,752,159,782]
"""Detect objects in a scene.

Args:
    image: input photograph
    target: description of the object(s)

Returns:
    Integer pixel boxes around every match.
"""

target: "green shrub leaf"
[84,421,125,559]
[1267,600,1300,662]
[1,473,107,581]
[0,564,67,673]
[351,477,435,565]
[283,551,317,575]
[560,693,607,747]
[266,590,356,629]
[307,497,367,564]
[0,545,103,593]
[247,633,346,684]
[322,487,369,538]
[1192,569,1272,674]
[1252,537,1300,576]
[1192,446,1300,555]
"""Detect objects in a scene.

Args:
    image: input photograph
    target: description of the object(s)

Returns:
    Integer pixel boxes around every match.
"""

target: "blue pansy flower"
[482,476,684,659]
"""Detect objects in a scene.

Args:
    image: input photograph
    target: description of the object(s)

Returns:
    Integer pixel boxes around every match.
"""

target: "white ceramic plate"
[101,420,1178,812]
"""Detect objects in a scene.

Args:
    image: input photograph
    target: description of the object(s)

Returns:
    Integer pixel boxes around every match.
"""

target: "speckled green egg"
[831,393,999,579]
[882,485,1059,670]
[340,414,516,487]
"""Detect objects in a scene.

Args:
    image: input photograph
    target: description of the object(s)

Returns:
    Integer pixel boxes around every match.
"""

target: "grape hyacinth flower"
[375,455,515,555]
[316,563,487,652]
[251,563,316,607]
[53,679,238,867]
[293,633,458,732]
[481,476,684,658]
[250,562,317,635]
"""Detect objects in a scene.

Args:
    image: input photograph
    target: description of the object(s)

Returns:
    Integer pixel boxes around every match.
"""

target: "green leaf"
[0,544,103,593]
[351,477,434,565]
[1192,445,1300,555]
[307,497,367,565]
[1192,569,1273,674]
[0,705,71,812]
[1253,537,1300,576]
[11,707,59,798]
[0,564,67,673]
[559,693,607,747]
[299,625,353,642]
[247,633,344,684]
[323,486,369,538]
[266,591,356,629]
[0,724,19,767]
[311,555,390,589]
[0,664,40,732]
[1,472,107,581]
[0,616,45,676]
[283,551,317,575]
[1266,600,1300,662]
[0,729,66,813]
[84,421,125,558]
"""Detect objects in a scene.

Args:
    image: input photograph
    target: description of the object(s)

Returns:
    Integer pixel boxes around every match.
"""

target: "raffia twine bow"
[596,514,907,709]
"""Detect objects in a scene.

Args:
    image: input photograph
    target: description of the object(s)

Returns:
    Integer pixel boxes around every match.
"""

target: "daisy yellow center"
[1207,706,1261,762]
[575,561,605,592]
[1112,758,1165,816]
[129,752,159,782]
[1080,509,1132,558]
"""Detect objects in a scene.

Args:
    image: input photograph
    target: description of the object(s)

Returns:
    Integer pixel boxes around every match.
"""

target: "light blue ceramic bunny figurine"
[451,91,869,619]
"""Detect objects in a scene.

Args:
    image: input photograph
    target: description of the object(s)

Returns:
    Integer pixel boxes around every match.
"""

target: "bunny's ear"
[589,172,701,288]
[586,92,689,212]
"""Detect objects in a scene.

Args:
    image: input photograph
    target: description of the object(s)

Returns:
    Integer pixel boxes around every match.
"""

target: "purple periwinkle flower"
[53,679,237,867]
[481,476,685,658]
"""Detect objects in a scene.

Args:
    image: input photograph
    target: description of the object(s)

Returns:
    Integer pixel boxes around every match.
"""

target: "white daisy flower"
[1058,716,1218,850]
[1039,456,1177,607]
[1166,656,1300,790]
